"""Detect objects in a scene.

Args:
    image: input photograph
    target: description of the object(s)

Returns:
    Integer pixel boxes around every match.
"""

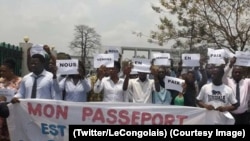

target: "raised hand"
[97,65,106,80]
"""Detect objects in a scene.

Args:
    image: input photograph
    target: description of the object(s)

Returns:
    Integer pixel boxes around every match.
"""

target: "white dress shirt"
[15,70,60,100]
[94,77,125,102]
[127,78,155,104]
[223,65,250,114]
[58,77,91,102]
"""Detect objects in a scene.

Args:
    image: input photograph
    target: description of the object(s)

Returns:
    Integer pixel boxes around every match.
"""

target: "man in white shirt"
[11,53,60,103]
[222,57,250,124]
[123,66,155,104]
[196,65,238,113]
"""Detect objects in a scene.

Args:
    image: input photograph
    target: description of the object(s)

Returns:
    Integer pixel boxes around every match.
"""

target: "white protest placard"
[235,51,250,67]
[131,58,151,73]
[56,59,79,75]
[0,88,15,102]
[164,76,185,92]
[30,44,46,57]
[152,53,171,66]
[224,48,235,58]
[207,48,226,64]
[94,54,114,68]
[182,53,200,67]
[106,48,120,61]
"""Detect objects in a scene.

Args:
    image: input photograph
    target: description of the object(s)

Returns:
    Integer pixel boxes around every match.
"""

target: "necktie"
[236,82,240,106]
[31,76,40,98]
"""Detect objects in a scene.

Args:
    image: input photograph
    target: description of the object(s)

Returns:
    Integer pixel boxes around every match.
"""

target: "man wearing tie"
[11,53,60,103]
[222,57,250,125]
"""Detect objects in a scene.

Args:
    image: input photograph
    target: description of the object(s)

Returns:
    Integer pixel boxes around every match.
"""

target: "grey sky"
[0,0,165,55]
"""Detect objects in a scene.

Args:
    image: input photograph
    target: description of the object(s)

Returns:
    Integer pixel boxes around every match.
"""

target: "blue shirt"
[152,86,172,105]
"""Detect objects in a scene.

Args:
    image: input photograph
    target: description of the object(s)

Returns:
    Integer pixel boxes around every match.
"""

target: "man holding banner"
[11,53,61,103]
[196,65,238,115]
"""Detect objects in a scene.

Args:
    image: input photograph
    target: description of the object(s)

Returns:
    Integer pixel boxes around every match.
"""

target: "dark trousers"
[231,111,250,125]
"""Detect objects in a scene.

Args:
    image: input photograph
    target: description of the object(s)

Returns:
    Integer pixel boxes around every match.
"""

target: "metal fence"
[0,42,22,76]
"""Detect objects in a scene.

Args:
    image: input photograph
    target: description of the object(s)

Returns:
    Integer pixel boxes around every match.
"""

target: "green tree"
[70,25,101,67]
[150,0,250,53]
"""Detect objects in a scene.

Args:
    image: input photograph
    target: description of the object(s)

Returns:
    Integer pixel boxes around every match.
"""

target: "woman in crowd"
[0,58,22,96]
[152,66,172,105]
[94,61,125,102]
[56,60,91,102]
[171,70,197,107]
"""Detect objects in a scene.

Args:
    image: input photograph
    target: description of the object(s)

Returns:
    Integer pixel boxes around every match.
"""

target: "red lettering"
[92,108,105,123]
[118,110,130,124]
[106,109,117,124]
[164,114,175,125]
[152,114,164,125]
[176,115,188,125]
[82,107,93,121]
[82,107,188,125]
[131,111,140,124]
[55,105,68,120]
[28,102,42,116]
[27,103,68,119]
[44,104,54,118]
[141,112,152,124]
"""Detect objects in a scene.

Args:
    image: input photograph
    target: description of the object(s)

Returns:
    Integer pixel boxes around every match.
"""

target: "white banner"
[94,54,114,68]
[235,51,250,67]
[30,44,46,57]
[207,48,226,64]
[164,76,185,92]
[181,53,200,67]
[152,53,171,66]
[7,99,234,141]
[56,59,79,75]
[131,58,151,73]
[106,48,120,61]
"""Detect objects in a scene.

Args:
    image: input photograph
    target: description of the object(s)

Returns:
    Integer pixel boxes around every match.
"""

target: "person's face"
[30,58,44,74]
[0,65,12,79]
[48,59,56,71]
[138,72,147,81]
[206,64,213,76]
[104,67,110,77]
[211,67,222,83]
[232,66,243,82]
[108,67,119,77]
[186,72,195,83]
[158,68,166,80]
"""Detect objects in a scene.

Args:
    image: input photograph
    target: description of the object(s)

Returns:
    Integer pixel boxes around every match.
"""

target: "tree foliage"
[150,0,250,53]
[70,25,101,66]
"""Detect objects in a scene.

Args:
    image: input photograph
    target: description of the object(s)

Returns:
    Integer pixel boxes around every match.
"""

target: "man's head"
[232,66,243,83]
[30,54,46,75]
[138,72,148,82]
[211,65,224,85]
[205,63,214,78]
[108,61,121,78]
[158,66,169,80]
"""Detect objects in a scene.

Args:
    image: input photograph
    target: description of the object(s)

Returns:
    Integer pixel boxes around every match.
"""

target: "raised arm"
[122,64,132,91]
[222,57,236,84]
[93,65,106,93]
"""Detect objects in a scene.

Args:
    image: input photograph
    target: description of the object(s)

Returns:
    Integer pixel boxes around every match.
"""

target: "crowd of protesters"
[0,44,250,140]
